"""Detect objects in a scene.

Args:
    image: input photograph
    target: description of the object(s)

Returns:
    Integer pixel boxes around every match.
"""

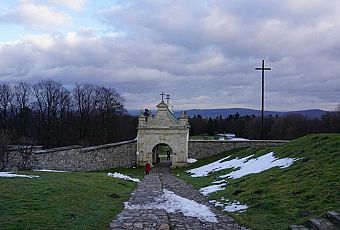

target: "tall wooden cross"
[255,60,271,139]
[160,92,165,101]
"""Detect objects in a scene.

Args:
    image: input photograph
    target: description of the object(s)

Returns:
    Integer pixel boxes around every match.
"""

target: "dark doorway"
[152,143,173,165]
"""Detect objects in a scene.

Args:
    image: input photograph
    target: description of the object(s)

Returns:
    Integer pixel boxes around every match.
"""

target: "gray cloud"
[0,0,340,111]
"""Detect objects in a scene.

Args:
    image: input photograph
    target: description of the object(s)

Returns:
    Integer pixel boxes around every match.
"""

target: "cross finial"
[160,92,165,101]
[166,94,170,104]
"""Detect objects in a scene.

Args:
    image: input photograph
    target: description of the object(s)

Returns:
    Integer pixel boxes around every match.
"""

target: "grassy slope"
[0,167,144,230]
[173,134,340,230]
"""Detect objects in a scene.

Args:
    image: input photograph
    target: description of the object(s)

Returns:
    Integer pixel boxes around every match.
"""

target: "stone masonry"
[110,163,251,230]
[2,139,289,172]
[3,140,137,172]
[137,100,189,167]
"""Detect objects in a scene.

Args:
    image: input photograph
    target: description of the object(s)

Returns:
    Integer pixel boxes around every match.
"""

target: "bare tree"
[16,136,34,170]
[94,86,125,116]
[32,80,67,147]
[92,86,126,142]
[0,130,13,171]
[73,83,95,144]
[0,83,14,129]
[15,82,31,110]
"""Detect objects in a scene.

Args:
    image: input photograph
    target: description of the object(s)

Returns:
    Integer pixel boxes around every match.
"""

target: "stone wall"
[3,140,137,172]
[2,139,289,172]
[188,140,289,159]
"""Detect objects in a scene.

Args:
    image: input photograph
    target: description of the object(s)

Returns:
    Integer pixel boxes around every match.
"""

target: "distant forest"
[0,80,137,148]
[189,111,340,140]
[0,80,339,149]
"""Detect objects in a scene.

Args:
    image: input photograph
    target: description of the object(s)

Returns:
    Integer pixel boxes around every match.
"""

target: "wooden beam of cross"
[255,60,271,140]
[160,92,166,101]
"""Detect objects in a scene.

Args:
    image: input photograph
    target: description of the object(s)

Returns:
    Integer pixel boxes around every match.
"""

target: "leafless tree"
[94,86,125,116]
[73,83,95,144]
[15,82,31,110]
[32,80,67,147]
[92,86,126,142]
[16,136,34,170]
[0,130,13,171]
[0,83,14,129]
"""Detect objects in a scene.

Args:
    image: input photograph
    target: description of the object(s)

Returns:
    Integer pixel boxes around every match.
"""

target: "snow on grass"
[0,172,39,178]
[219,152,297,179]
[187,151,298,212]
[209,200,248,212]
[187,152,297,179]
[212,179,226,184]
[223,201,248,212]
[200,183,227,196]
[125,189,218,223]
[187,158,198,163]
[186,155,250,177]
[107,172,140,183]
[33,169,66,172]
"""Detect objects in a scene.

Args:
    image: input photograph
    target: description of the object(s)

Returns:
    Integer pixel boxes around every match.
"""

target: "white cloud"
[2,2,71,28]
[50,0,88,11]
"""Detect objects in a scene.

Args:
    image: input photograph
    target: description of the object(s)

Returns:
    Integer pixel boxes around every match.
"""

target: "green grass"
[0,167,144,230]
[173,133,340,230]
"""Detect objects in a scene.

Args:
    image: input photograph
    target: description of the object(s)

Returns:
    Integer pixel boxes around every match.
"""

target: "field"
[173,134,340,229]
[1,134,340,230]
[0,167,144,230]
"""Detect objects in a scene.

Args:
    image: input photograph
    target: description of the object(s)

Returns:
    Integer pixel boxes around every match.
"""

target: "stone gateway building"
[136,100,189,167]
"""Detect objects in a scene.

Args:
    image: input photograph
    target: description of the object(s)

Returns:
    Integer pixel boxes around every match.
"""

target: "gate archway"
[152,143,173,164]
[136,99,189,167]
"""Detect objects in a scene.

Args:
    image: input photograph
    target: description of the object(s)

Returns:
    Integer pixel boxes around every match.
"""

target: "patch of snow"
[209,200,225,207]
[0,172,39,178]
[187,152,297,179]
[212,179,226,184]
[222,200,248,212]
[199,183,227,196]
[219,152,297,179]
[125,189,218,223]
[187,158,198,163]
[210,199,248,212]
[33,169,66,172]
[186,155,250,177]
[229,138,249,141]
[107,172,140,183]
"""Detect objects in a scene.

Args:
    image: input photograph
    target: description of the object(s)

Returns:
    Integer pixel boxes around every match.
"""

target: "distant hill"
[174,108,328,119]
[128,108,328,118]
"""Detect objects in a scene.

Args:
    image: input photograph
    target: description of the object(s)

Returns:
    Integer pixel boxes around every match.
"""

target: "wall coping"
[33,139,137,154]
[34,145,83,154]
[188,139,289,143]
[81,139,137,152]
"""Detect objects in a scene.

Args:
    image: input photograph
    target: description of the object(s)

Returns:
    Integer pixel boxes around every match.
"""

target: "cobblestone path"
[110,164,250,230]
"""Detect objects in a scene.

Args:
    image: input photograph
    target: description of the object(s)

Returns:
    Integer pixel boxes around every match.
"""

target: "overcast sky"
[0,0,339,111]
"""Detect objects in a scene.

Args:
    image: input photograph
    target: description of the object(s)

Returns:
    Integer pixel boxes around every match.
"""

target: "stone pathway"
[110,163,250,230]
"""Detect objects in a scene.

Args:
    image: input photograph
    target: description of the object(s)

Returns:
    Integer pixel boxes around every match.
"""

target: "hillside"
[173,134,340,229]
[175,108,328,118]
[128,108,328,118]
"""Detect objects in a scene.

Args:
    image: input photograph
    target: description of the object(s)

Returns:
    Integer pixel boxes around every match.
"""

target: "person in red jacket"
[145,162,151,175]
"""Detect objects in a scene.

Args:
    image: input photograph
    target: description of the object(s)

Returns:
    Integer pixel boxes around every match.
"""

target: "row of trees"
[189,110,340,140]
[0,80,137,148]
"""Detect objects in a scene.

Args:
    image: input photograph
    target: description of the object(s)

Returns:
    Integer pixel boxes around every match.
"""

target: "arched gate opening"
[152,143,173,165]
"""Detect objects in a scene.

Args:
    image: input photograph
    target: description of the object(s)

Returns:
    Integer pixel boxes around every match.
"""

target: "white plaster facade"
[136,100,189,167]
